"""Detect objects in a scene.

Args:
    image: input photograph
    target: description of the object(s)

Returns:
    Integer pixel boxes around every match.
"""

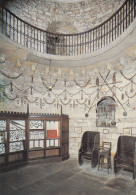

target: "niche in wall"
[46,35,63,55]
[96,96,116,127]
[46,20,77,55]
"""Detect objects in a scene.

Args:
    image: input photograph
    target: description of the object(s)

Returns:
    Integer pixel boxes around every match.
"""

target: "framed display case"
[29,120,44,149]
[0,110,69,172]
[0,120,7,155]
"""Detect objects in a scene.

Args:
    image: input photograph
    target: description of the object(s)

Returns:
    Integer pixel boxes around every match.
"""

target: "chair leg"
[98,156,100,171]
[133,170,136,180]
[79,154,83,165]
[107,157,109,174]
[98,153,112,173]
[134,165,136,180]
[98,164,99,171]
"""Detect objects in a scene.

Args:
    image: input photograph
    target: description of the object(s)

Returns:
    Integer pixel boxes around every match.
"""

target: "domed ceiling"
[2,0,125,34]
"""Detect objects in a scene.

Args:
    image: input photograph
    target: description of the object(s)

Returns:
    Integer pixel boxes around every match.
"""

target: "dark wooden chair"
[78,131,100,168]
[98,142,112,173]
[114,136,136,179]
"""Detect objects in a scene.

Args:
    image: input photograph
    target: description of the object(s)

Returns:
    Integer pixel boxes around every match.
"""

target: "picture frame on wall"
[123,128,132,136]
[103,129,109,134]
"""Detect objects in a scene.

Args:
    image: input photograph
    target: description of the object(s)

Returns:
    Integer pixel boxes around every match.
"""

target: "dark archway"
[96,96,116,127]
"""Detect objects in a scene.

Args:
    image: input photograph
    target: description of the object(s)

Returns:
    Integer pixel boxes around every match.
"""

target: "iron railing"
[0,0,136,56]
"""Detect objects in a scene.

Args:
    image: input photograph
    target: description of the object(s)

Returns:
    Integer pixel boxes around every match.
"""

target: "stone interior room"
[0,0,136,194]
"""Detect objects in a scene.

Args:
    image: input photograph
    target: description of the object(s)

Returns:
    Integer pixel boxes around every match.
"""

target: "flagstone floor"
[0,158,136,195]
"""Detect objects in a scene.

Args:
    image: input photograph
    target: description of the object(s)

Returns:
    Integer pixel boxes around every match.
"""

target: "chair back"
[81,131,99,152]
[116,136,136,159]
[102,142,111,151]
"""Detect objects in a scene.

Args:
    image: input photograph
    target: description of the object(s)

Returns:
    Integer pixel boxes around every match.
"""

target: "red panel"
[47,130,57,138]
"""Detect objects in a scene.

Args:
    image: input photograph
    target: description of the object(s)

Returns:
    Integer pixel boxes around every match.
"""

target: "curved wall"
[0,20,136,157]
[4,0,125,33]
[1,0,136,158]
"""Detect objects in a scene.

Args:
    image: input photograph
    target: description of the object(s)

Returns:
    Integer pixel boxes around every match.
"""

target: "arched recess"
[46,20,78,55]
[96,96,116,127]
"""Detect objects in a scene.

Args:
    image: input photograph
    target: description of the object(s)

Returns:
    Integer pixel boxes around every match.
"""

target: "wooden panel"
[28,150,44,159]
[9,153,23,162]
[0,156,5,164]
[64,144,68,156]
[62,117,69,159]
[46,149,59,157]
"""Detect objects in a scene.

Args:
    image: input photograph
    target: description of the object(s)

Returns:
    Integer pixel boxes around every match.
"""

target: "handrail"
[0,0,136,56]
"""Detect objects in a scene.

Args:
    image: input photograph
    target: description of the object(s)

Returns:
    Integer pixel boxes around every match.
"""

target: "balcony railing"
[0,0,136,56]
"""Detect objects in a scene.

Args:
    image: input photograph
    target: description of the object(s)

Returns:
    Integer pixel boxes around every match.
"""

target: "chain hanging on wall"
[0,69,23,79]
[120,70,136,98]
[60,99,71,105]
[1,67,136,115]
[24,96,38,103]
[112,73,116,84]
[41,77,58,91]
[31,75,34,83]
[130,79,134,92]
[122,93,124,100]
[73,78,91,88]
[96,76,99,86]
[125,91,136,99]
[43,98,56,105]
[99,72,126,112]
[3,92,18,100]
[120,70,136,80]
[76,99,87,105]
[85,71,111,117]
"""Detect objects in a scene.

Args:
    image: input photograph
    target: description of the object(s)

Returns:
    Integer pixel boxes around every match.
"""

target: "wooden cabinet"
[61,117,69,160]
[0,111,69,172]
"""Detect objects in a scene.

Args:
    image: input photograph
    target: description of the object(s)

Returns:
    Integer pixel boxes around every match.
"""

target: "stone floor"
[0,158,136,195]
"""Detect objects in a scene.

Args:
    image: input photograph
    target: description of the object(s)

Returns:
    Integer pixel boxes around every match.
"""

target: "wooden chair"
[114,136,136,179]
[98,141,112,173]
[78,131,100,168]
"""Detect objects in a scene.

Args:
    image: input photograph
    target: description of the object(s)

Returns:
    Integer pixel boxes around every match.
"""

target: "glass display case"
[46,120,60,147]
[0,110,69,171]
[9,120,26,152]
[29,120,44,149]
[0,120,7,154]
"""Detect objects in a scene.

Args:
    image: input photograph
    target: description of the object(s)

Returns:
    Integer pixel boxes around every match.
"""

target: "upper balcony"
[0,0,136,57]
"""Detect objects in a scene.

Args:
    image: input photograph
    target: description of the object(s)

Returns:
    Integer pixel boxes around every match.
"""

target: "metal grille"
[29,120,44,149]
[0,0,136,56]
[0,120,7,154]
[29,120,43,129]
[9,120,26,152]
[96,98,116,127]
